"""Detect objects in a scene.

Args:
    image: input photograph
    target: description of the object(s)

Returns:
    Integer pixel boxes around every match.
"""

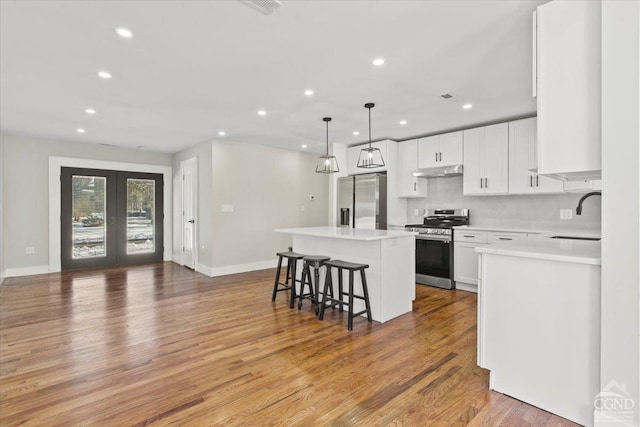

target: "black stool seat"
[302,255,330,266]
[272,249,307,308]
[276,250,305,259]
[324,260,369,270]
[298,255,331,313]
[319,259,372,330]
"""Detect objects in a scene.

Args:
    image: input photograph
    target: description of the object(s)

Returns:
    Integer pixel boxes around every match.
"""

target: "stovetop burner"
[405,209,469,235]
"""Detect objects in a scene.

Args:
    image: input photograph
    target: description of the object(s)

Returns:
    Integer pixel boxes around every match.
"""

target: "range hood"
[413,164,463,178]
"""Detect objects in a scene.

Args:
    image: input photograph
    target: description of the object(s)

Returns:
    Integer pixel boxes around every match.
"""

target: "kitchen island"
[275,227,416,323]
[476,235,601,426]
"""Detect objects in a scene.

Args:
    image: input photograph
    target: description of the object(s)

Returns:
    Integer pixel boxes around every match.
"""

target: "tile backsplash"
[406,176,601,232]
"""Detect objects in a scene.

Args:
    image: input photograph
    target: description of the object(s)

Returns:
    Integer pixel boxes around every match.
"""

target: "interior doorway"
[180,158,197,269]
[60,167,164,270]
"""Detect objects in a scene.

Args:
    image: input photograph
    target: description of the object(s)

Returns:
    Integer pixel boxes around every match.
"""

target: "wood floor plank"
[0,262,579,426]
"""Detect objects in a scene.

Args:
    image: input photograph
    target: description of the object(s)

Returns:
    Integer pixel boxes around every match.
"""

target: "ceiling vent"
[440,93,453,99]
[238,0,282,15]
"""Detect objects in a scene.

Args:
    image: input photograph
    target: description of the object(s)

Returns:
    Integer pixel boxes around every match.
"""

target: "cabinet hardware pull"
[414,182,416,191]
[463,235,476,238]
[480,178,483,188]
[498,237,513,240]
[530,176,533,187]
[536,175,539,187]
[435,152,438,162]
[485,178,488,188]
[439,152,442,162]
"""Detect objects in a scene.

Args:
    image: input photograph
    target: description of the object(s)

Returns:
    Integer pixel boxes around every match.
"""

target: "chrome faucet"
[576,191,601,215]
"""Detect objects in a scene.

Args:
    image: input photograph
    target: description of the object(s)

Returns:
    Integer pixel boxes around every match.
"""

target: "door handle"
[188,220,195,224]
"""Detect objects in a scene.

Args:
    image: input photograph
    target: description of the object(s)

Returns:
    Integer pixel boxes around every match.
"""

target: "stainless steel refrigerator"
[337,174,387,230]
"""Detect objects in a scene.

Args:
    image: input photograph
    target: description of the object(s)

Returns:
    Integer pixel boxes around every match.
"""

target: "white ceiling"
[0,0,544,154]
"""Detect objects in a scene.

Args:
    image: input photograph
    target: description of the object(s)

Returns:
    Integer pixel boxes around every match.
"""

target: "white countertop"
[453,225,545,234]
[476,233,601,265]
[275,226,416,241]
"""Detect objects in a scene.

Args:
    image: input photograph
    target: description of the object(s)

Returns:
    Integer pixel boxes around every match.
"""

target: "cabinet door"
[482,123,509,194]
[454,242,485,285]
[417,136,440,168]
[438,131,464,166]
[509,118,536,194]
[535,173,564,193]
[398,140,426,197]
[346,146,361,175]
[537,0,601,180]
[463,128,483,195]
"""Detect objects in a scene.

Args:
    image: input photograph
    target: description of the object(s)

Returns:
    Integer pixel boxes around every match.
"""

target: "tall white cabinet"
[535,0,602,181]
[398,139,427,198]
[508,118,563,194]
[463,123,509,195]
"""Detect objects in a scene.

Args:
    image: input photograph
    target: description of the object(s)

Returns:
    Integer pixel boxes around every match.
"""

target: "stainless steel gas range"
[405,209,469,289]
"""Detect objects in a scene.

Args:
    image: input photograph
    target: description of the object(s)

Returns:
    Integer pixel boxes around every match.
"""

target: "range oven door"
[415,234,454,289]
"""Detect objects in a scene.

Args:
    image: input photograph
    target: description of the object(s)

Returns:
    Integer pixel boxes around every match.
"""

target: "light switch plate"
[221,204,234,213]
[560,209,573,220]
[414,209,420,216]
[25,246,35,255]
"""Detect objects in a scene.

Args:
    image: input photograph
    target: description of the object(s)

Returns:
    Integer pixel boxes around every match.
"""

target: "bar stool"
[272,248,306,309]
[298,255,331,314]
[319,260,372,330]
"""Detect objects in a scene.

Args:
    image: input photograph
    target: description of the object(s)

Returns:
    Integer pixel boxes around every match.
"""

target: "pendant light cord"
[326,120,329,155]
[368,107,372,149]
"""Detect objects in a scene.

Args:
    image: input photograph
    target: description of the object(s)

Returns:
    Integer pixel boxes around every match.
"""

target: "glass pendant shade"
[357,102,385,169]
[357,146,385,168]
[316,117,339,174]
[316,155,340,173]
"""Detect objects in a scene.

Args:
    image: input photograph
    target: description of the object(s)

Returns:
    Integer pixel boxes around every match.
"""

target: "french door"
[61,167,163,270]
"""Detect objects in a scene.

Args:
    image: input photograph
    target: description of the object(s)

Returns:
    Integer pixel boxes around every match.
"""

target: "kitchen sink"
[550,235,601,241]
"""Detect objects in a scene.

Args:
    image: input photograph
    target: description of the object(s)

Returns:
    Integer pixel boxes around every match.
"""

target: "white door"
[181,158,197,269]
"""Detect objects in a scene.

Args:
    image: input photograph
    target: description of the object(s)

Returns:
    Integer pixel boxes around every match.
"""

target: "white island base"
[275,227,416,323]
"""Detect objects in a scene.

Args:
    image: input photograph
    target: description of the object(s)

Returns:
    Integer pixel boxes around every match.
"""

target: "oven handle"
[415,234,451,243]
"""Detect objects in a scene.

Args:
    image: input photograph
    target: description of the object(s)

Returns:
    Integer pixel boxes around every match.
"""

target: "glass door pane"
[126,178,155,254]
[72,175,107,259]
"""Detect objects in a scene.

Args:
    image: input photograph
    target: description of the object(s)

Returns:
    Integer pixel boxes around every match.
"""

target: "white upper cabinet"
[346,141,388,175]
[398,139,427,198]
[417,131,463,168]
[508,118,563,194]
[463,123,509,195]
[535,0,601,181]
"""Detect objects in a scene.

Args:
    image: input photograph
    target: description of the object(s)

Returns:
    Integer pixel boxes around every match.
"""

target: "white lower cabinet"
[454,230,530,292]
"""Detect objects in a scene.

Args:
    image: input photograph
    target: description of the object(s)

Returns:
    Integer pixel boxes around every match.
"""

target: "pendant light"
[357,102,385,169]
[316,117,340,174]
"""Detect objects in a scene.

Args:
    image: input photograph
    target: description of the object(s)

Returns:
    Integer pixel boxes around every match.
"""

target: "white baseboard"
[455,282,478,293]
[196,263,214,277]
[206,259,278,278]
[4,265,51,278]
[172,253,183,265]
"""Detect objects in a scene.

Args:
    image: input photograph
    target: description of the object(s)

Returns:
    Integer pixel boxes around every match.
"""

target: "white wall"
[599,1,639,425]
[208,139,329,276]
[1,134,172,275]
[406,176,601,232]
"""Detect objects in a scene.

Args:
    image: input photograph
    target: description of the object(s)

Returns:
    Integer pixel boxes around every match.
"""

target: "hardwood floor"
[0,262,578,426]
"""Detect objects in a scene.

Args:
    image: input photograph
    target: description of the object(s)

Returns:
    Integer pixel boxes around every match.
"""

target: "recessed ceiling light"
[218,131,226,136]
[400,120,407,125]
[372,58,385,66]
[463,103,473,109]
[353,131,360,136]
[114,27,134,38]
[304,89,314,96]
[97,71,112,79]
[76,128,86,133]
[258,110,266,116]
[85,108,96,115]
[301,144,308,148]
